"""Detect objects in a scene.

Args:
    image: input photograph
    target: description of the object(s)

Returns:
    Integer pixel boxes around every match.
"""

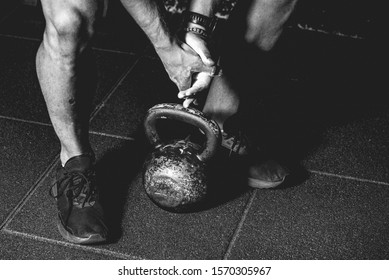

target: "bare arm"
[120,0,215,91]
[189,0,222,16]
[178,0,223,107]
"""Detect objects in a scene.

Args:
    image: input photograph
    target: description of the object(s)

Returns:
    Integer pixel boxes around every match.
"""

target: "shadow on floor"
[96,129,149,243]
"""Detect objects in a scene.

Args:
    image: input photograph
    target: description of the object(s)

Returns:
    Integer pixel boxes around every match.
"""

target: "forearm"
[189,0,223,16]
[122,0,216,93]
[120,0,172,49]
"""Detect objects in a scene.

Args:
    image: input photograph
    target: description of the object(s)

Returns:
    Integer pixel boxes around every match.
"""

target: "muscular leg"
[37,0,109,244]
[36,0,104,165]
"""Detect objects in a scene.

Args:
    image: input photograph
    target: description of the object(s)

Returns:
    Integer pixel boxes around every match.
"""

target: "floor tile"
[90,57,178,138]
[0,118,59,225]
[102,176,251,259]
[93,0,152,54]
[0,231,119,260]
[6,133,252,259]
[0,37,47,121]
[0,3,44,40]
[228,173,389,259]
[0,1,19,20]
[0,36,137,123]
[303,111,389,182]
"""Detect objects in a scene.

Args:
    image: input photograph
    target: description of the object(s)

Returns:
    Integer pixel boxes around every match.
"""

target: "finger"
[183,98,195,108]
[190,72,212,93]
[178,87,198,99]
[180,43,216,75]
[177,91,186,99]
[191,62,217,75]
[178,89,194,99]
[178,72,212,99]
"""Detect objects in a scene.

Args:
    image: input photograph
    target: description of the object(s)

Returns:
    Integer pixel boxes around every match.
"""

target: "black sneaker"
[222,115,289,189]
[50,154,108,244]
[221,130,249,156]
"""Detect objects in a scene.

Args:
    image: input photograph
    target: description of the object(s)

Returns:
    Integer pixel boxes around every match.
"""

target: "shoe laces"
[50,170,97,208]
[222,130,250,157]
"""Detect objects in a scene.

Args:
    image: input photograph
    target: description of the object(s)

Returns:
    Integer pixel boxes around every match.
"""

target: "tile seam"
[89,131,135,141]
[2,228,143,260]
[89,56,141,121]
[0,3,22,25]
[0,34,143,56]
[0,115,136,141]
[0,33,41,42]
[223,190,257,260]
[295,24,365,40]
[0,115,51,126]
[92,46,142,56]
[0,154,60,230]
[308,169,389,186]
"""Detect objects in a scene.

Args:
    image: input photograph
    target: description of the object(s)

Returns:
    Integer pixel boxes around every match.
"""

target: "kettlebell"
[143,103,220,212]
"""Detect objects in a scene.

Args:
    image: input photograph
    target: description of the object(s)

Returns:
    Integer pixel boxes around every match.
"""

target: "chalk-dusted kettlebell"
[143,103,220,212]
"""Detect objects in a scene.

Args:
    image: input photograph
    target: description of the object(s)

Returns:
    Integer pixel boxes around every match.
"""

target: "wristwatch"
[182,11,218,34]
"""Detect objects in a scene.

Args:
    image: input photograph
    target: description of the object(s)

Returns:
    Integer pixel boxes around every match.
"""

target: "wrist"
[182,11,218,34]
[189,0,219,17]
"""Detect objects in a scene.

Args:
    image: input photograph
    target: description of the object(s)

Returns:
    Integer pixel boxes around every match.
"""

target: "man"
[37,0,216,244]
[37,0,298,245]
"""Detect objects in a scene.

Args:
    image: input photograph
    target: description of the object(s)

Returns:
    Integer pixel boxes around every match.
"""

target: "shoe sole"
[248,177,286,189]
[57,220,107,245]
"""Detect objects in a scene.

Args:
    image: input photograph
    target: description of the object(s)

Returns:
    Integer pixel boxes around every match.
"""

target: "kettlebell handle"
[144,103,220,162]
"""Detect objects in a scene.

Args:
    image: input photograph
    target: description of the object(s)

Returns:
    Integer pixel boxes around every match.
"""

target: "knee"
[244,9,283,51]
[44,9,96,58]
[245,24,281,51]
[244,0,297,51]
